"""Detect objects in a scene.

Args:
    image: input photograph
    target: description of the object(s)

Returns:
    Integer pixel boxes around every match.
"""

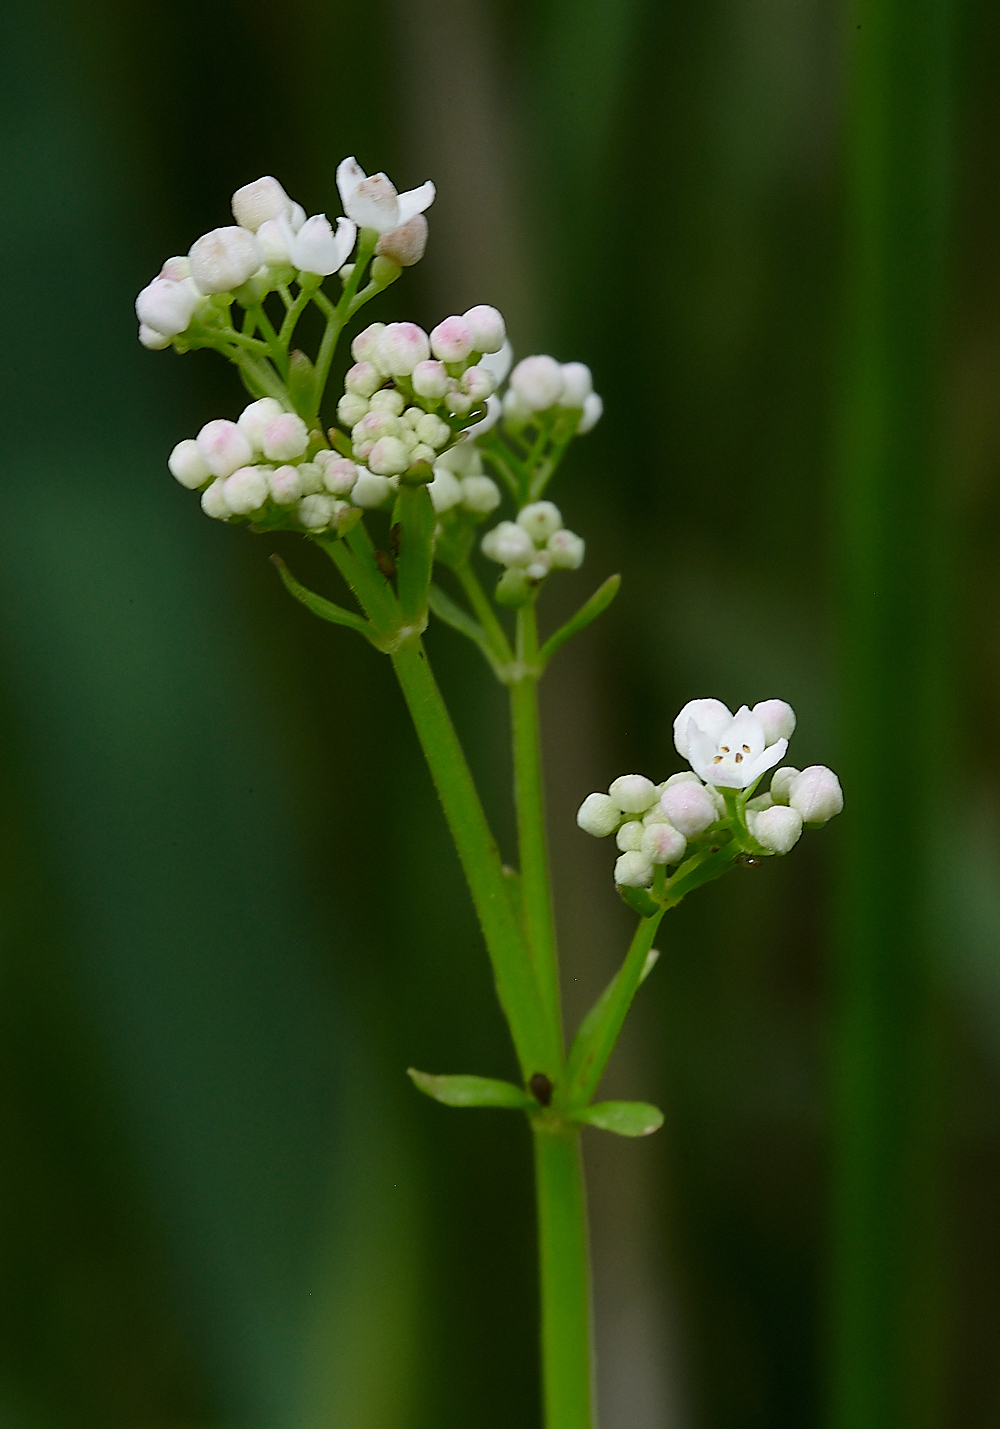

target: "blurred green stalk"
[832,2,952,1426]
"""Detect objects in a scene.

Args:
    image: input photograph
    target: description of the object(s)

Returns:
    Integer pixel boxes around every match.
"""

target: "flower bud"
[461,476,501,513]
[615,851,654,888]
[436,442,482,476]
[338,393,369,427]
[462,304,506,353]
[237,397,285,451]
[752,699,797,745]
[223,465,269,515]
[749,805,803,853]
[375,213,428,266]
[769,767,801,805]
[295,462,325,496]
[616,820,645,853]
[159,256,191,282]
[525,558,551,581]
[369,389,406,416]
[201,478,231,520]
[608,774,658,814]
[367,436,411,476]
[376,322,430,376]
[410,442,436,465]
[345,362,384,398]
[789,766,843,824]
[139,323,171,349]
[315,451,359,495]
[502,388,533,431]
[168,438,211,489]
[256,218,291,266]
[411,359,450,399]
[444,390,474,415]
[558,362,593,408]
[231,176,293,231]
[351,469,393,507]
[416,413,451,448]
[547,529,585,570]
[352,323,386,365]
[428,467,463,512]
[262,413,309,462]
[431,315,475,363]
[370,256,400,287]
[577,392,603,434]
[135,277,197,337]
[510,355,564,411]
[298,494,337,530]
[196,419,254,479]
[659,781,718,836]
[481,521,535,567]
[641,822,687,865]
[269,464,303,505]
[462,365,496,401]
[495,567,534,607]
[188,226,263,294]
[577,792,620,837]
[517,501,562,543]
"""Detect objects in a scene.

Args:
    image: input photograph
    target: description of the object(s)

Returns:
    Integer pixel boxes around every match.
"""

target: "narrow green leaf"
[617,883,661,918]
[428,584,495,660]
[576,1101,664,1137]
[407,1069,535,1110]
[537,574,621,665]
[270,555,383,647]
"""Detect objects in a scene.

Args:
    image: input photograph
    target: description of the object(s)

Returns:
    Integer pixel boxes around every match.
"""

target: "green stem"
[453,560,514,666]
[533,1126,594,1429]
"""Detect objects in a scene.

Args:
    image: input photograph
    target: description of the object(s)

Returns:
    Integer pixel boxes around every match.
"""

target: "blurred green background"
[1,0,998,1425]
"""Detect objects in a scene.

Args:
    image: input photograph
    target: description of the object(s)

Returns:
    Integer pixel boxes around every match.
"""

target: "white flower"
[196,419,254,478]
[789,766,843,824]
[510,355,565,411]
[231,176,295,231]
[461,476,501,513]
[659,781,718,836]
[256,219,291,266]
[546,529,585,569]
[168,439,211,489]
[673,699,791,789]
[262,413,309,462]
[135,277,197,337]
[375,214,429,267]
[749,805,803,853]
[517,501,562,543]
[481,521,535,566]
[641,822,687,865]
[351,469,393,507]
[558,362,593,408]
[608,774,658,813]
[336,156,436,234]
[577,792,620,837]
[430,316,475,363]
[238,398,285,450]
[188,227,263,294]
[279,213,356,276]
[578,393,603,434]
[462,305,506,354]
[428,467,463,513]
[222,465,269,515]
[615,851,654,887]
[376,322,431,376]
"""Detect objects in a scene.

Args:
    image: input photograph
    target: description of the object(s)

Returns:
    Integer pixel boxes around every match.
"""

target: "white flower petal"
[395,180,436,226]
[673,698,733,758]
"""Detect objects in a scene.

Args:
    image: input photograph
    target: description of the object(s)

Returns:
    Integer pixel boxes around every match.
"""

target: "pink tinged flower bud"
[416,413,451,448]
[752,699,797,745]
[510,355,565,411]
[369,389,406,416]
[237,397,285,450]
[517,501,562,543]
[338,393,369,427]
[461,476,501,513]
[789,766,844,824]
[345,362,384,398]
[315,452,359,495]
[232,176,293,231]
[769,766,801,805]
[351,470,393,507]
[269,465,303,505]
[298,494,339,530]
[428,467,463,513]
[262,413,309,462]
[201,478,232,520]
[462,304,506,354]
[616,820,645,853]
[355,410,402,443]
[462,365,496,401]
[608,775,658,814]
[196,419,254,479]
[641,822,687,865]
[256,218,291,266]
[577,792,620,837]
[430,315,475,363]
[615,851,654,888]
[367,437,410,475]
[660,781,718,837]
[376,322,431,376]
[558,362,593,408]
[136,277,198,337]
[481,521,536,567]
[139,323,171,350]
[375,213,428,266]
[750,804,803,854]
[577,392,603,434]
[445,390,474,415]
[188,226,263,294]
[223,465,269,515]
[352,323,386,364]
[159,256,191,282]
[547,529,585,570]
[168,438,212,489]
[411,359,450,399]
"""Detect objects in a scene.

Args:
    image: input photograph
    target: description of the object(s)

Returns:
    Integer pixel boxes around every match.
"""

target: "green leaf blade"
[270,555,382,646]
[407,1069,535,1110]
[576,1101,664,1137]
[538,574,621,666]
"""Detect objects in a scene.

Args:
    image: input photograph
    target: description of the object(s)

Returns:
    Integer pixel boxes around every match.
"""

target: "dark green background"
[1,1,997,1425]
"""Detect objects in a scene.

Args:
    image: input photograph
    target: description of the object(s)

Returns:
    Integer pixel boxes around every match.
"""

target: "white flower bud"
[465,393,502,438]
[615,851,654,888]
[747,793,774,811]
[510,355,565,411]
[338,392,369,427]
[168,438,211,489]
[345,362,384,398]
[659,781,718,836]
[376,322,431,376]
[641,821,687,865]
[369,389,406,416]
[201,478,232,520]
[222,465,269,515]
[367,436,411,476]
[256,218,291,266]
[749,804,803,853]
[351,469,393,507]
[315,451,359,495]
[525,559,551,581]
[139,323,171,349]
[789,766,843,824]
[445,390,474,415]
[351,323,386,365]
[135,277,197,337]
[752,699,797,745]
[196,419,254,479]
[558,362,593,408]
[298,494,337,530]
[547,529,585,570]
[428,467,463,513]
[410,442,436,464]
[664,771,703,787]
[481,521,535,567]
[411,359,450,399]
[576,792,620,837]
[237,397,285,451]
[769,767,801,805]
[375,213,428,267]
[608,774,658,814]
[188,226,263,294]
[159,256,191,282]
[436,442,483,476]
[503,388,533,430]
[616,820,645,853]
[262,413,309,462]
[461,476,501,513]
[416,413,451,448]
[517,501,562,543]
[295,461,324,495]
[285,214,356,276]
[577,392,603,434]
[269,464,303,505]
[462,365,496,401]
[430,315,475,363]
[231,176,293,231]
[462,304,506,354]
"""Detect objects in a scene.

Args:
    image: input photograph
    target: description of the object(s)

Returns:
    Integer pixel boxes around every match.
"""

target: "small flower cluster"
[503,356,603,435]
[480,501,585,604]
[578,698,843,888]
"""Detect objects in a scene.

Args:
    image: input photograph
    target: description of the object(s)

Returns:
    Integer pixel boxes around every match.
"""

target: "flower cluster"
[504,356,603,435]
[480,501,585,604]
[578,698,843,888]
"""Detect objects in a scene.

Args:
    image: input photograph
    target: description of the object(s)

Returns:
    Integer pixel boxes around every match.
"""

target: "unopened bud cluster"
[480,501,585,604]
[503,356,603,437]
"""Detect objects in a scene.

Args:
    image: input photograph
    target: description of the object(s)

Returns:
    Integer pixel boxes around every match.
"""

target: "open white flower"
[673,698,792,789]
[279,213,356,276]
[336,157,435,235]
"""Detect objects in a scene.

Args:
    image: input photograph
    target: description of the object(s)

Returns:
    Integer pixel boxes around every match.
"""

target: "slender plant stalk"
[534,1126,594,1429]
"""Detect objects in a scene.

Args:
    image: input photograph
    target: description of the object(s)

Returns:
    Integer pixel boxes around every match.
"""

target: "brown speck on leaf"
[375,549,396,580]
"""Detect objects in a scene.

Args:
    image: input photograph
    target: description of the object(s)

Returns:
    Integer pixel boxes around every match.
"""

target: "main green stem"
[534,1126,595,1429]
